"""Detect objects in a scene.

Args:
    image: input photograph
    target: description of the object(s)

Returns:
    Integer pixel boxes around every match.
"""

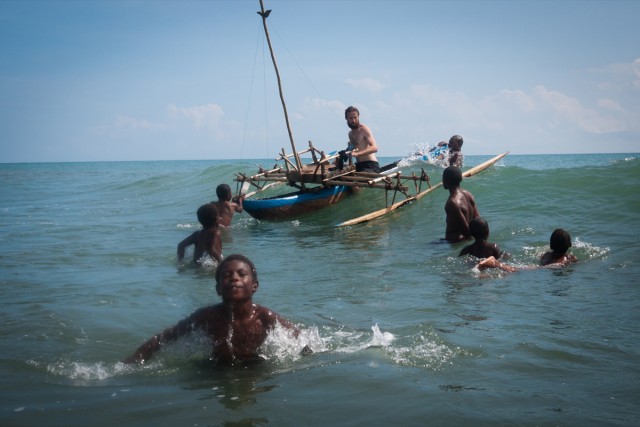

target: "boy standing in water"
[177,204,222,264]
[443,166,479,243]
[459,217,504,259]
[124,254,304,365]
[212,184,243,227]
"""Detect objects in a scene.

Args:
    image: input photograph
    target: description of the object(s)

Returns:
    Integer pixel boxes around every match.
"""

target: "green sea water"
[0,153,638,426]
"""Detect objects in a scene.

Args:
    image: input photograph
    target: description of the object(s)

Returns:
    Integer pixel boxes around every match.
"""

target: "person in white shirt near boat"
[344,106,381,173]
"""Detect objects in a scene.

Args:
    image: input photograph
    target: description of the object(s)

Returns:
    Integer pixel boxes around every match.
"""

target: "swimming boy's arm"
[177,231,198,260]
[123,314,200,364]
[476,256,518,272]
[540,252,578,267]
[261,307,311,355]
[233,196,244,213]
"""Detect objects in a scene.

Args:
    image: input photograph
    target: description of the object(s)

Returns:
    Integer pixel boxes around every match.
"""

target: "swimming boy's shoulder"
[541,251,578,266]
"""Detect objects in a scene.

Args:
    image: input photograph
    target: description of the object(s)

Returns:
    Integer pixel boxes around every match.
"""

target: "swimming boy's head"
[216,184,232,201]
[448,135,463,151]
[549,228,572,254]
[197,204,219,228]
[469,217,489,241]
[442,166,463,188]
[215,254,259,298]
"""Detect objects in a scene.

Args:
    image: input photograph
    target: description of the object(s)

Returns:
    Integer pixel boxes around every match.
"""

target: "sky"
[1,0,639,163]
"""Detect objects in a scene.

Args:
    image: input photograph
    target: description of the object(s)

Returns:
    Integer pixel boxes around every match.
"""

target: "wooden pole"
[257,1,305,189]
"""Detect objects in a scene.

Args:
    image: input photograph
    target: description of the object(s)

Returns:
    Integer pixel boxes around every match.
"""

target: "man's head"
[345,106,360,130]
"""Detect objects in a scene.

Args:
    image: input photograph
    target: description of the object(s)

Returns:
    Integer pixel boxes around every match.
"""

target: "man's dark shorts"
[355,161,381,173]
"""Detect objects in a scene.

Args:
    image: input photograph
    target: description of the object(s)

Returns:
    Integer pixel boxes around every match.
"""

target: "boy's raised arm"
[123,315,198,364]
[177,232,197,260]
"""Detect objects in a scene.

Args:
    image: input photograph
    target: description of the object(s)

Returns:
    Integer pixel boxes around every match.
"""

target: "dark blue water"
[0,154,638,426]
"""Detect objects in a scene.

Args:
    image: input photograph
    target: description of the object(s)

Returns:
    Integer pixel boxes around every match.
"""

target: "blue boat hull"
[243,185,350,220]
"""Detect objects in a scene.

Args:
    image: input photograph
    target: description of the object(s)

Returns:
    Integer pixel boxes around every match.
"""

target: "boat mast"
[257,0,305,180]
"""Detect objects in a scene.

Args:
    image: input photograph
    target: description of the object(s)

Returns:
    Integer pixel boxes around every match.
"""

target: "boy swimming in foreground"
[124,254,306,365]
[477,228,578,272]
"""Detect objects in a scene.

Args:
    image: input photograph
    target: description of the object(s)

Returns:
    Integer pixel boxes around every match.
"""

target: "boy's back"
[177,204,222,263]
[459,217,501,259]
[459,241,501,259]
[212,200,241,227]
[213,184,243,227]
[192,227,222,262]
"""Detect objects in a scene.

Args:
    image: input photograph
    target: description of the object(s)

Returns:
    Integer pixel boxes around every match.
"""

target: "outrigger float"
[234,1,508,226]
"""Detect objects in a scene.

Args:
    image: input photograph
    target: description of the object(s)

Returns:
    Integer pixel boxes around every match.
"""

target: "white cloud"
[345,77,385,92]
[306,98,345,113]
[113,115,162,130]
[633,58,640,89]
[597,98,623,112]
[405,83,626,135]
[166,103,224,129]
[532,86,625,134]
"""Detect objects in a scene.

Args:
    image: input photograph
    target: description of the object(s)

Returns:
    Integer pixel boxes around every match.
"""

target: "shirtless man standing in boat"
[345,106,381,173]
[443,166,479,243]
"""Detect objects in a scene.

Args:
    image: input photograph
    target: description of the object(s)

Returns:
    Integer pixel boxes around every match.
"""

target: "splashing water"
[400,142,450,168]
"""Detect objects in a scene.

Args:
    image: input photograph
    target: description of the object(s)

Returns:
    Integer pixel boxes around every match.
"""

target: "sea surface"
[1,153,638,427]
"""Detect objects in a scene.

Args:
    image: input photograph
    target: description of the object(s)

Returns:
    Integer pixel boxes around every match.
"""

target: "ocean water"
[0,153,638,426]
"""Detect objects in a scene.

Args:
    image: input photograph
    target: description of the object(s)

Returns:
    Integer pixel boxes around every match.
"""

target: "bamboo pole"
[258,1,305,190]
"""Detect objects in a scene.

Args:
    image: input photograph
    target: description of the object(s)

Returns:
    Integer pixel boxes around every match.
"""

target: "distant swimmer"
[124,254,308,365]
[212,184,243,227]
[477,228,578,272]
[447,135,464,168]
[177,204,222,264]
[345,106,381,173]
[443,166,479,243]
[459,217,506,259]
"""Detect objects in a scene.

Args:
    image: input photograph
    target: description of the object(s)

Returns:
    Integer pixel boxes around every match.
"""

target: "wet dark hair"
[197,204,218,228]
[442,166,463,186]
[216,184,232,201]
[549,228,572,254]
[215,254,258,285]
[345,105,359,119]
[469,217,489,241]
[449,135,463,147]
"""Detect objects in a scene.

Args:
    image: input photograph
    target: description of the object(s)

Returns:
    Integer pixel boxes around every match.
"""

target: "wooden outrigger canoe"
[235,1,425,222]
[234,2,508,224]
[335,151,510,227]
[235,141,410,220]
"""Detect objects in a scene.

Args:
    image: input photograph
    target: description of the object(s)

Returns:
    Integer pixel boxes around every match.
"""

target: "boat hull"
[243,185,350,220]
